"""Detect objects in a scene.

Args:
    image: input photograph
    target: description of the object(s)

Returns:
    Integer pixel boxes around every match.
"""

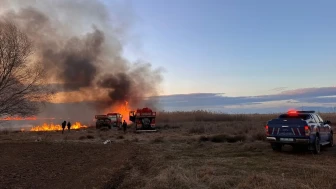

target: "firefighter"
[122,120,127,133]
[67,121,71,132]
[61,121,66,134]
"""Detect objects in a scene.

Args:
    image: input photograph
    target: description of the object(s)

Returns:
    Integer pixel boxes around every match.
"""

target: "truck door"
[307,114,318,129]
[312,114,326,141]
[316,114,328,141]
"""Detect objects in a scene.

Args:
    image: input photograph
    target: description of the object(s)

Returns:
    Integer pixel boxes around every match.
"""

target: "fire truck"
[129,107,157,132]
[95,115,111,129]
[107,113,123,128]
[95,113,123,129]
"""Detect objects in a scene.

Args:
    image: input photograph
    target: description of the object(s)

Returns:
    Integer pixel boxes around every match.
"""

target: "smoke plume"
[0,0,163,120]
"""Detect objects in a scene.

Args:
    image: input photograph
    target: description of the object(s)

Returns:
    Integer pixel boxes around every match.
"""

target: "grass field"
[1,111,336,189]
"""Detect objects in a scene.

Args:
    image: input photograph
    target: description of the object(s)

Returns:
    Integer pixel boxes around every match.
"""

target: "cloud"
[43,86,336,114]
[269,87,287,92]
[151,87,336,113]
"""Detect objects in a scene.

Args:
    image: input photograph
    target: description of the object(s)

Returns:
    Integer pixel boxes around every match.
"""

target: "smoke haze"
[0,0,163,121]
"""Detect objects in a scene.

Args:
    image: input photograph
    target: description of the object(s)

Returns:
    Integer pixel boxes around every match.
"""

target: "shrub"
[199,136,209,142]
[210,134,228,143]
[87,135,94,139]
[252,132,266,141]
[210,134,246,143]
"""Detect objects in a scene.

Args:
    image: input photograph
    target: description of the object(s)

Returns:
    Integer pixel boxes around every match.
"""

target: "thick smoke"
[0,0,163,121]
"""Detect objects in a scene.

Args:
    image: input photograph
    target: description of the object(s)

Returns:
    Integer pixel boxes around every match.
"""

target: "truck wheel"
[312,136,321,154]
[271,143,282,151]
[328,133,334,147]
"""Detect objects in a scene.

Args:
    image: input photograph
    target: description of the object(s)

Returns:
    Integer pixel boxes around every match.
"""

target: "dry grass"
[157,110,336,124]
[1,111,336,188]
[122,111,336,189]
[156,110,279,123]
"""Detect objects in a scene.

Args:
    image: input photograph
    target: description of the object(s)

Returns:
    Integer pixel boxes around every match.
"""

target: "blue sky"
[110,0,336,95]
[99,0,336,112]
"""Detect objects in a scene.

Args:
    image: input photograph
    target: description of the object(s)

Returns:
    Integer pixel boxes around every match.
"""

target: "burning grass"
[30,122,88,131]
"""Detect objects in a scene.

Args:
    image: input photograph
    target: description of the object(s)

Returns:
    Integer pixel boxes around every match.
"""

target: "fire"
[105,101,131,123]
[30,122,88,131]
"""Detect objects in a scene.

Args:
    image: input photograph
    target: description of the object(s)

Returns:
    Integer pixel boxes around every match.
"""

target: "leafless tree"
[0,21,50,118]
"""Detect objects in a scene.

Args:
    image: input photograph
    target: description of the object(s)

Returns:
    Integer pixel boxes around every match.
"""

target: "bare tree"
[0,21,50,118]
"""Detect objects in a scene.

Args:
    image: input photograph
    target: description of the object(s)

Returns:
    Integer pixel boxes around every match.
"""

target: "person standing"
[67,121,71,132]
[61,121,66,134]
[122,120,127,133]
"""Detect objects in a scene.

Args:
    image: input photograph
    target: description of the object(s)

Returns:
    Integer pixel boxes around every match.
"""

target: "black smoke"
[0,0,163,120]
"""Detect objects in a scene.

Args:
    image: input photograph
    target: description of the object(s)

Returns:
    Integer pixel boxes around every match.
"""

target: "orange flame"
[30,122,87,131]
[105,101,131,123]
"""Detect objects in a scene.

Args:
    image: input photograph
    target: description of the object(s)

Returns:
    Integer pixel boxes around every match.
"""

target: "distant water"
[0,123,33,131]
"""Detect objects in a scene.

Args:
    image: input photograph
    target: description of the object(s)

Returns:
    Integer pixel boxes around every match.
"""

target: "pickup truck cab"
[265,110,333,154]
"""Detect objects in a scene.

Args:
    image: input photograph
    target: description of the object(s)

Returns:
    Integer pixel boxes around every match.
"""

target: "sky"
[99,0,336,113]
[3,0,335,114]
[115,0,336,96]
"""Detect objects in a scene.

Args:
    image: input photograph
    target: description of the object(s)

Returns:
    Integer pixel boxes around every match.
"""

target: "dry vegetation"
[1,111,336,189]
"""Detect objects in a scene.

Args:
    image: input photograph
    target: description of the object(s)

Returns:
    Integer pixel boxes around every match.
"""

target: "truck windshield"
[278,114,310,120]
[108,115,117,121]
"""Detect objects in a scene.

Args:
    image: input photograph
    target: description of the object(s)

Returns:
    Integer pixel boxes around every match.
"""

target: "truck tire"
[327,132,334,147]
[271,143,282,151]
[312,135,321,154]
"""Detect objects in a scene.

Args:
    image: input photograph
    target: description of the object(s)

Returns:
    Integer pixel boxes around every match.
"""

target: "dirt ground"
[0,141,141,189]
[1,119,336,189]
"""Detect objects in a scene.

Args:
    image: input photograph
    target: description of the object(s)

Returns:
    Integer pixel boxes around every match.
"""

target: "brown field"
[1,111,336,189]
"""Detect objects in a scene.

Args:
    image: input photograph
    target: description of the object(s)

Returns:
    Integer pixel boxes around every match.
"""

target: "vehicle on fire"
[265,110,333,154]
